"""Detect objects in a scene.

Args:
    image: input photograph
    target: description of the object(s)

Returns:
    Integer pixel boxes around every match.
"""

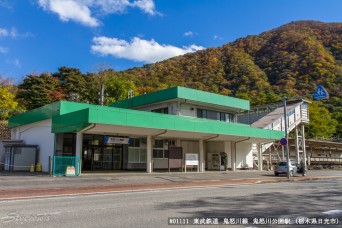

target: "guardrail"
[310,157,342,164]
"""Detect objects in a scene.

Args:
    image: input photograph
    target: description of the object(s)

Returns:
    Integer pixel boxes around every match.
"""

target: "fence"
[310,157,342,164]
[53,156,81,176]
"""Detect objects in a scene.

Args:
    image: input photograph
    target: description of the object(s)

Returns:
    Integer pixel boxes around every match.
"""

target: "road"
[0,179,341,227]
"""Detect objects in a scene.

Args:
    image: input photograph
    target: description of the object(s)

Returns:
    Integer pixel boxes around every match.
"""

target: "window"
[128,148,147,163]
[83,134,104,146]
[197,108,235,122]
[128,138,146,163]
[130,138,140,147]
[152,139,170,159]
[154,139,164,148]
[151,107,168,114]
[153,149,168,159]
[55,133,76,156]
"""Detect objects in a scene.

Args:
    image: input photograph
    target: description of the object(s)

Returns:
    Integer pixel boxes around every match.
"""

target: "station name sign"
[104,136,130,145]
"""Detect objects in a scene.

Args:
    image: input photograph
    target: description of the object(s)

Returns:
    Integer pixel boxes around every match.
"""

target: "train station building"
[8,86,284,174]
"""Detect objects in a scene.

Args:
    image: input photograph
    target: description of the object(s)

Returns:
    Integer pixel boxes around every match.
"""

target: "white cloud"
[0,47,8,53]
[38,0,99,27]
[184,31,194,37]
[131,0,157,15]
[5,58,21,68]
[91,36,204,63]
[15,59,20,67]
[0,27,33,38]
[213,35,223,40]
[0,0,12,9]
[0,28,8,37]
[37,0,158,27]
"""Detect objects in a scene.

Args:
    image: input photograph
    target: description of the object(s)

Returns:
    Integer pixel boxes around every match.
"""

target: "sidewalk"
[0,170,341,200]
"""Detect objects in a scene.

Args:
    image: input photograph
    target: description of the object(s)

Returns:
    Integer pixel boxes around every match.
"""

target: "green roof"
[110,86,250,111]
[9,101,283,140]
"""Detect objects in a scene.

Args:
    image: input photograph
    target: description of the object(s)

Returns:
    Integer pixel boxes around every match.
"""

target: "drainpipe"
[233,137,250,171]
[152,130,167,137]
[204,134,219,141]
[81,123,96,133]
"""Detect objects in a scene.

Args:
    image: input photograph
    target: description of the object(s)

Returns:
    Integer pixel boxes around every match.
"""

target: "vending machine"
[207,153,221,170]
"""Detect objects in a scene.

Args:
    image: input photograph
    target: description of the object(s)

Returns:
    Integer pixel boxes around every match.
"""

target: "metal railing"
[310,157,342,164]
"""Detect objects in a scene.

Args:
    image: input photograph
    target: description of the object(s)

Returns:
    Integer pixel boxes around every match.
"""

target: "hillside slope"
[114,21,341,106]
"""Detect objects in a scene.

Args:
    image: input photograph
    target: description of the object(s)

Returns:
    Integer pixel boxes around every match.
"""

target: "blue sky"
[1,0,341,83]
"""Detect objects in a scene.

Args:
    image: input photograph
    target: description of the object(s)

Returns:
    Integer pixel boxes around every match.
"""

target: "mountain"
[113,20,342,107]
[14,21,341,137]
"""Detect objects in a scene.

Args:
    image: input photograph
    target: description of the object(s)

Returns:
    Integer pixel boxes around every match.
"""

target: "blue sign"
[280,138,287,146]
[104,136,130,144]
[313,84,329,100]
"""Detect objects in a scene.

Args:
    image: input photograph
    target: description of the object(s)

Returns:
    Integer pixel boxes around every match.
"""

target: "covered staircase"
[238,100,310,170]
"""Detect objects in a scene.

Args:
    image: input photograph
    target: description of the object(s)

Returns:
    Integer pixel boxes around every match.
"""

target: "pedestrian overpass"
[238,99,310,170]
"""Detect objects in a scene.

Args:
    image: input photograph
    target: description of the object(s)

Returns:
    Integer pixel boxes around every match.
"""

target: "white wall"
[225,141,232,169]
[11,119,54,172]
[180,104,196,117]
[295,106,301,121]
[181,140,199,157]
[153,159,168,169]
[206,141,224,154]
[236,142,254,169]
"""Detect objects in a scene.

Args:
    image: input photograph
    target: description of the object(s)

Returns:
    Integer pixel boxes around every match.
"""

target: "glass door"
[113,147,122,170]
[92,147,102,170]
[82,147,93,171]
[103,147,113,170]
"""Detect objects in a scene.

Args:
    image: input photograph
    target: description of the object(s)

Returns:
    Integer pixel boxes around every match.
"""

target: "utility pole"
[100,83,105,106]
[283,96,291,179]
[94,63,110,106]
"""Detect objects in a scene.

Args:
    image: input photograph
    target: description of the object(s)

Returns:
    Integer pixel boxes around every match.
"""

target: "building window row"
[151,107,168,114]
[197,108,235,122]
[128,138,176,161]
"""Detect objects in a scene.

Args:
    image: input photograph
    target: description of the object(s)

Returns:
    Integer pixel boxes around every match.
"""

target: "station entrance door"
[82,146,123,171]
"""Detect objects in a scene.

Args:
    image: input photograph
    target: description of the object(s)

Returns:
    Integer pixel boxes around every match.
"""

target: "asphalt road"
[0,179,341,228]
[0,170,341,190]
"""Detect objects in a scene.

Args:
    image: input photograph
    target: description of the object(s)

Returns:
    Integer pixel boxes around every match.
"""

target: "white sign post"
[185,153,199,172]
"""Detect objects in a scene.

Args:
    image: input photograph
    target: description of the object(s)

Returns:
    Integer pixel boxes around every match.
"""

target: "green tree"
[0,86,18,120]
[105,77,135,105]
[332,108,342,138]
[54,66,96,103]
[17,73,64,109]
[307,102,338,138]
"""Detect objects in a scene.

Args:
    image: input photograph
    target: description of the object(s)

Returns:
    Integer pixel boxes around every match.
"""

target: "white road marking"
[323,210,342,215]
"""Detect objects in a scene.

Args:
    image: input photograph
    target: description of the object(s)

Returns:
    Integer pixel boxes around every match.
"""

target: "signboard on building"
[185,153,199,166]
[104,136,130,145]
[168,147,183,172]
